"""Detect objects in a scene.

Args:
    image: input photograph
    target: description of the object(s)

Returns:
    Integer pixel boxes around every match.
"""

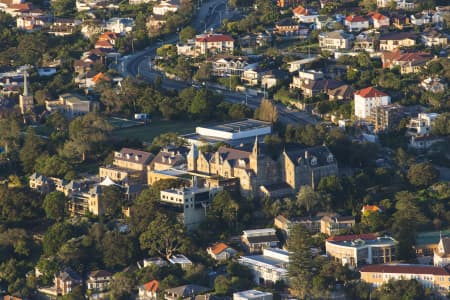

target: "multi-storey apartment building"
[354,87,391,120]
[318,30,352,50]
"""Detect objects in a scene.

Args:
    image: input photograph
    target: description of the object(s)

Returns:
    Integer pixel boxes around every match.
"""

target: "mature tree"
[194,62,212,82]
[210,191,239,229]
[100,185,124,217]
[374,279,428,300]
[19,127,45,173]
[0,116,20,156]
[295,185,323,215]
[151,132,185,147]
[139,214,185,259]
[62,113,112,161]
[0,186,44,223]
[102,231,137,269]
[318,175,343,209]
[407,163,439,188]
[35,154,74,180]
[432,113,450,136]
[51,0,76,16]
[179,26,196,43]
[110,272,137,300]
[254,99,278,123]
[175,57,193,81]
[43,191,67,221]
[392,191,429,259]
[288,224,314,298]
[42,222,78,256]
[214,275,231,295]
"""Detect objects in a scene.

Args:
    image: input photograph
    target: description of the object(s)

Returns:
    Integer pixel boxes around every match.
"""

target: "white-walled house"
[345,15,369,31]
[354,87,391,119]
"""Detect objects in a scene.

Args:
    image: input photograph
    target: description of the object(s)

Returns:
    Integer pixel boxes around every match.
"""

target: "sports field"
[111,119,201,143]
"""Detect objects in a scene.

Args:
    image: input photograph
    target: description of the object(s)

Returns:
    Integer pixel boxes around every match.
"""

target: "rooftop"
[355,87,389,98]
[234,290,273,299]
[198,119,271,134]
[360,264,450,276]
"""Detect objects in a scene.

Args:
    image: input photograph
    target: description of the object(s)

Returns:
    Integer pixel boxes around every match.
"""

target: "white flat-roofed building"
[238,248,289,285]
[407,112,439,136]
[233,290,273,300]
[241,229,280,254]
[183,119,272,146]
[168,254,193,269]
[160,186,222,230]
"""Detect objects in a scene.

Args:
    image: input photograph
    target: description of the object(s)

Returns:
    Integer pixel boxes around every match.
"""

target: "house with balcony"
[345,15,369,32]
[210,56,250,77]
[354,86,391,120]
[153,1,178,16]
[138,280,160,300]
[319,30,352,51]
[421,29,448,47]
[207,243,237,261]
[87,270,113,294]
[194,33,234,56]
[379,32,416,51]
[368,12,389,29]
[381,49,431,74]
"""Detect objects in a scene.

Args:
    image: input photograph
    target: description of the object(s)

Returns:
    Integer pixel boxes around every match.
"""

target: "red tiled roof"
[397,52,431,62]
[345,15,367,22]
[370,12,388,20]
[196,34,234,43]
[95,40,114,48]
[360,264,450,276]
[8,3,31,11]
[327,233,378,242]
[362,205,382,212]
[355,87,389,98]
[92,72,110,83]
[143,280,159,292]
[98,31,118,41]
[209,243,229,255]
[293,5,308,15]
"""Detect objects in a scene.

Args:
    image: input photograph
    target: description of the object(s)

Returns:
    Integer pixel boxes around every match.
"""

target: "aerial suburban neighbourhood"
[0,0,449,299]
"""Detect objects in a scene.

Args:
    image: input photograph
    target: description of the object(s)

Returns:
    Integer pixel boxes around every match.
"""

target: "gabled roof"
[143,280,159,292]
[165,284,209,298]
[92,72,110,83]
[380,31,416,41]
[362,204,382,213]
[209,242,230,255]
[360,264,450,276]
[345,15,368,23]
[439,237,450,256]
[115,148,154,165]
[293,5,308,15]
[369,12,388,20]
[195,34,234,43]
[354,87,389,98]
[89,270,112,278]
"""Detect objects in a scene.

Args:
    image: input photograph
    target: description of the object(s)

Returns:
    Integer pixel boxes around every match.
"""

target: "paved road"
[117,0,318,126]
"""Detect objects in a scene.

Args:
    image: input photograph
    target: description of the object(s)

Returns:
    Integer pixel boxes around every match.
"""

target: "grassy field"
[111,119,202,143]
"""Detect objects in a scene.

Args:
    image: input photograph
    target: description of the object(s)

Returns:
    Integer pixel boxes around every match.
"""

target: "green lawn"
[111,119,202,143]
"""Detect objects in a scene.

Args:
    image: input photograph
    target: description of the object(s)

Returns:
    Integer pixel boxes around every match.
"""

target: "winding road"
[117,0,318,125]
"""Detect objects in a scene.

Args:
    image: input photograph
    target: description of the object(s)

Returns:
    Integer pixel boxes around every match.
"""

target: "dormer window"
[327,154,334,163]
[310,156,317,166]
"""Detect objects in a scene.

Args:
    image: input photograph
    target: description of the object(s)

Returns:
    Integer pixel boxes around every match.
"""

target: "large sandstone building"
[186,138,338,196]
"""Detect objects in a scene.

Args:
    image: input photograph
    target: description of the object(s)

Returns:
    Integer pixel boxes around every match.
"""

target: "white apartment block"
[407,112,439,136]
[354,87,391,120]
[153,1,178,16]
[233,290,273,300]
[318,30,352,51]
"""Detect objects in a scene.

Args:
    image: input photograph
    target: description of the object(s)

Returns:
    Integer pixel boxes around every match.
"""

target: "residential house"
[407,113,440,136]
[261,70,287,89]
[238,248,289,285]
[99,148,154,184]
[105,17,134,35]
[353,31,377,52]
[360,264,450,294]
[276,0,292,8]
[16,15,45,31]
[95,31,118,50]
[49,18,81,36]
[160,186,222,230]
[368,12,389,29]
[434,236,450,267]
[318,30,352,51]
[54,268,82,296]
[369,104,405,133]
[153,1,178,16]
[74,49,107,77]
[292,6,316,23]
[138,257,168,269]
[300,79,344,97]
[78,71,111,89]
[241,229,279,254]
[314,15,336,30]
[45,93,98,119]
[287,57,321,73]
[377,0,415,10]
[207,243,237,260]
[344,15,369,32]
[165,284,209,300]
[274,18,302,36]
[409,135,444,151]
[194,33,234,56]
[381,49,431,74]
[421,77,447,93]
[241,68,268,86]
[233,290,273,300]
[290,69,324,88]
[138,280,159,300]
[326,234,398,267]
[421,29,448,47]
[379,32,416,51]
[390,12,411,29]
[86,270,113,293]
[354,86,391,120]
[410,11,443,26]
[327,84,354,101]
[29,172,52,194]
[168,255,193,270]
[210,56,249,77]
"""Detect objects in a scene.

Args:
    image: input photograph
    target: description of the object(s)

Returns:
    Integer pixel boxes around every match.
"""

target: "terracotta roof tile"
[209,243,229,255]
[143,280,159,292]
[355,87,389,98]
[345,15,367,22]
[360,264,450,276]
[196,34,234,43]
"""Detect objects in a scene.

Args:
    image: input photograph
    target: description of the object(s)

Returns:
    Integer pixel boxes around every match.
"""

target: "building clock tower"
[19,71,34,115]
